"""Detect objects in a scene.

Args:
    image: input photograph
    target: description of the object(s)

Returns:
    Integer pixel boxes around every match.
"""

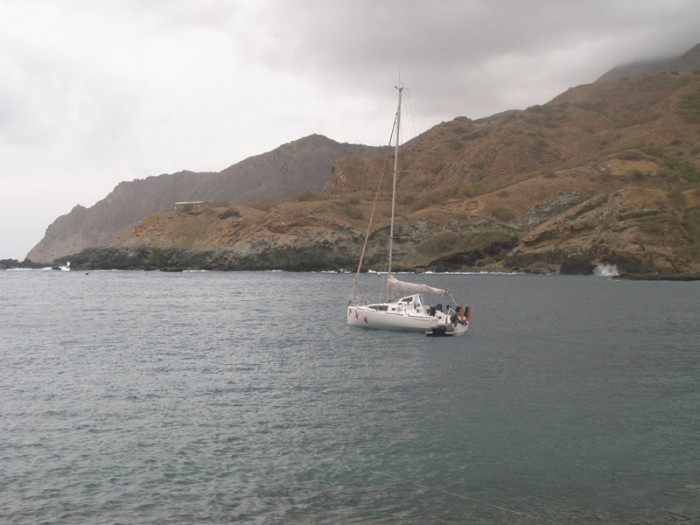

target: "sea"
[1,269,698,524]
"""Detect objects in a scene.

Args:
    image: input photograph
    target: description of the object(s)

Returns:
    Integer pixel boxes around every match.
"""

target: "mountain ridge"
[26,44,700,277]
[68,69,700,277]
[27,135,384,263]
[596,43,700,82]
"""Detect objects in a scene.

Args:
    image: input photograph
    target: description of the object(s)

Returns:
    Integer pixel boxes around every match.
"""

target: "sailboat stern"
[425,324,455,337]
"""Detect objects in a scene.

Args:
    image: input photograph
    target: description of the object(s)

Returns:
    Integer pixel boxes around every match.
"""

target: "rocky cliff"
[27,135,384,263]
[67,69,700,277]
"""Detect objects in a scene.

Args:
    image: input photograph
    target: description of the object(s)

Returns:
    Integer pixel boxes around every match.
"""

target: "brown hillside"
[88,70,700,276]
[27,135,384,263]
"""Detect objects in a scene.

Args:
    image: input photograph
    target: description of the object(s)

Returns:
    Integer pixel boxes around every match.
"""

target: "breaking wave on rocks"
[594,263,620,277]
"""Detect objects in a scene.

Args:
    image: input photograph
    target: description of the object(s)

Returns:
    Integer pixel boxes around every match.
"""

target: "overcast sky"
[2,0,699,260]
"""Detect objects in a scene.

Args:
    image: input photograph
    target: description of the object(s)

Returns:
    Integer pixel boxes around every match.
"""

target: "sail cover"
[387,274,447,296]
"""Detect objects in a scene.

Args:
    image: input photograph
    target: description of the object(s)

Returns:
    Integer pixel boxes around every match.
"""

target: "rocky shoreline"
[5,251,699,280]
[63,245,358,273]
[22,246,693,281]
[614,273,700,281]
[1,258,45,270]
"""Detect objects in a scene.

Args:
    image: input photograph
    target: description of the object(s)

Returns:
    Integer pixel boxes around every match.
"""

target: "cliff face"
[68,69,700,277]
[328,71,699,276]
[27,135,384,263]
[67,199,511,272]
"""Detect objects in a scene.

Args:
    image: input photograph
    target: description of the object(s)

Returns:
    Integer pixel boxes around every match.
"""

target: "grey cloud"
[2,0,700,260]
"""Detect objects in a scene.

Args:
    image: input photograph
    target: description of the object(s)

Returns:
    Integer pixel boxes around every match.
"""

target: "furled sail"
[387,274,447,296]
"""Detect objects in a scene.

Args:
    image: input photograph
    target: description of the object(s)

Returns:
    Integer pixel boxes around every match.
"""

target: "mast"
[386,85,402,296]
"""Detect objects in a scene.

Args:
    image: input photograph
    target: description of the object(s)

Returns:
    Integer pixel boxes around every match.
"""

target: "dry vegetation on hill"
[64,69,700,276]
[321,70,700,275]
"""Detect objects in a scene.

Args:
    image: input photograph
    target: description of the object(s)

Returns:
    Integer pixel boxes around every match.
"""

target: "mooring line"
[372,470,564,525]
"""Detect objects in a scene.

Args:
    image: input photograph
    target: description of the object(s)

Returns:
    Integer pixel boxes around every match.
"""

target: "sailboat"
[346,86,471,336]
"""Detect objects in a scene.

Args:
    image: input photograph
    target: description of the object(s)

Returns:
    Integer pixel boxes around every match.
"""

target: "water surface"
[1,271,698,523]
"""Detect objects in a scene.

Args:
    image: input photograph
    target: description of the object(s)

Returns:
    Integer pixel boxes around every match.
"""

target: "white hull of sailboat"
[347,305,469,335]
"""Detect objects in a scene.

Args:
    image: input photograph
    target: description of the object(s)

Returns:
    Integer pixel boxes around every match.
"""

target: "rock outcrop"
[27,135,384,263]
[35,44,700,278]
[68,69,700,278]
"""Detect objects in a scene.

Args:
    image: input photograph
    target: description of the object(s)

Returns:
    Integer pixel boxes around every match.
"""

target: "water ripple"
[1,271,698,523]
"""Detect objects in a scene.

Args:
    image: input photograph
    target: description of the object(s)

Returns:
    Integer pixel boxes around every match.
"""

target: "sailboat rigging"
[346,86,471,336]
